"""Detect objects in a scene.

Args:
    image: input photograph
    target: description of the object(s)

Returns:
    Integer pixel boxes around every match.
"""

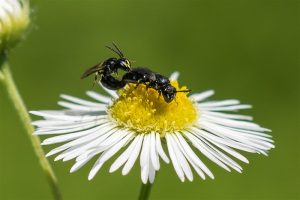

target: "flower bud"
[0,0,30,52]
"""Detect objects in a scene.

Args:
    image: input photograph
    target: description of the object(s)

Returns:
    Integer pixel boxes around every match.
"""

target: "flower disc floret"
[109,81,198,136]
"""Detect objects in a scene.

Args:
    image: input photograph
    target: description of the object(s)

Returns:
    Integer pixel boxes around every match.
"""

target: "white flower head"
[0,0,30,51]
[31,72,274,184]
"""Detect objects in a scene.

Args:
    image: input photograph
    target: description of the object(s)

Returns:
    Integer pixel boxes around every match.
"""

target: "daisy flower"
[30,72,274,184]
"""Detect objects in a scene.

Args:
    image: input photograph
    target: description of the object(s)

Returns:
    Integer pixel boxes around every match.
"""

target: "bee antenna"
[105,45,123,58]
[176,89,191,93]
[112,42,124,58]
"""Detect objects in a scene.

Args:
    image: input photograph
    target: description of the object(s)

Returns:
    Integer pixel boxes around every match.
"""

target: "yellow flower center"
[108,81,198,136]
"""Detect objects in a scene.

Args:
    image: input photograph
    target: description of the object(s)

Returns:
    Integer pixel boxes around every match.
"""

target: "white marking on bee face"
[122,60,131,68]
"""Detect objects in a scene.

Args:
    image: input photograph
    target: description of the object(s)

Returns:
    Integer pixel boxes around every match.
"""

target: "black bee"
[100,67,191,103]
[122,67,191,103]
[81,44,190,103]
[81,43,131,83]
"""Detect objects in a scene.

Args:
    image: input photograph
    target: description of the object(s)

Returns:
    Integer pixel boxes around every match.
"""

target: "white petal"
[43,123,115,146]
[169,71,180,80]
[34,119,109,132]
[175,132,213,179]
[189,90,214,102]
[171,134,206,179]
[88,162,104,180]
[166,134,185,182]
[61,144,91,162]
[41,124,105,145]
[110,135,141,173]
[99,133,134,164]
[155,133,170,163]
[200,104,252,111]
[88,133,133,180]
[100,129,129,147]
[54,128,117,162]
[215,143,248,163]
[141,164,149,184]
[60,94,105,107]
[30,110,105,121]
[199,99,240,108]
[192,127,257,153]
[168,134,193,182]
[99,83,118,98]
[122,134,144,175]
[140,134,151,167]
[32,120,79,128]
[195,135,245,171]
[200,122,272,150]
[70,156,93,173]
[194,131,249,163]
[227,127,273,138]
[58,101,106,111]
[185,132,232,172]
[148,162,156,184]
[150,132,160,170]
[46,145,71,158]
[75,130,129,161]
[201,111,253,121]
[200,115,266,131]
[62,130,127,162]
[86,91,112,104]
[37,119,109,136]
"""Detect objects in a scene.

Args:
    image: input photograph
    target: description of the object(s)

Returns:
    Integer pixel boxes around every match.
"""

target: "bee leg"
[145,84,150,91]
[174,98,179,105]
[157,91,162,100]
[134,82,141,89]
[93,74,102,88]
[92,75,98,88]
[126,82,140,95]
[128,81,141,94]
[144,83,150,97]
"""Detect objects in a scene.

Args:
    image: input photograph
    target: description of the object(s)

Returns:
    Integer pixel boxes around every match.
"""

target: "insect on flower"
[81,44,191,103]
[84,67,191,103]
[81,42,131,85]
[121,67,191,103]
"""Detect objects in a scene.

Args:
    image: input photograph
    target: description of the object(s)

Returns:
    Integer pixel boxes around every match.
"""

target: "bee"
[122,67,191,103]
[98,67,191,103]
[81,42,131,84]
[81,43,190,103]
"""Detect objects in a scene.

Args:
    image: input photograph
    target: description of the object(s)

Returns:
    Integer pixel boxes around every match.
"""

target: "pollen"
[108,81,198,136]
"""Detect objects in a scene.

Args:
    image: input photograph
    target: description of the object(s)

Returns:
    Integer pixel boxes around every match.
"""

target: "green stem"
[0,54,62,200]
[138,182,153,200]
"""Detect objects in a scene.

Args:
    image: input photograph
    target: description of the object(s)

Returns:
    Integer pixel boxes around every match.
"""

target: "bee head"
[118,58,131,72]
[162,85,177,103]
[162,85,191,103]
[106,42,131,72]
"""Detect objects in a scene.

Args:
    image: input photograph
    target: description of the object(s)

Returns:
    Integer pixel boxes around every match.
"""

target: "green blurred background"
[0,0,299,199]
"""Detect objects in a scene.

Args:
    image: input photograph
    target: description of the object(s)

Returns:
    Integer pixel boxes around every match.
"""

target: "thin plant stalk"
[138,182,153,200]
[0,53,62,200]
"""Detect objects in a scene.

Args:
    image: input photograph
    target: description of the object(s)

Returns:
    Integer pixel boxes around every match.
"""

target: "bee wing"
[81,62,104,79]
